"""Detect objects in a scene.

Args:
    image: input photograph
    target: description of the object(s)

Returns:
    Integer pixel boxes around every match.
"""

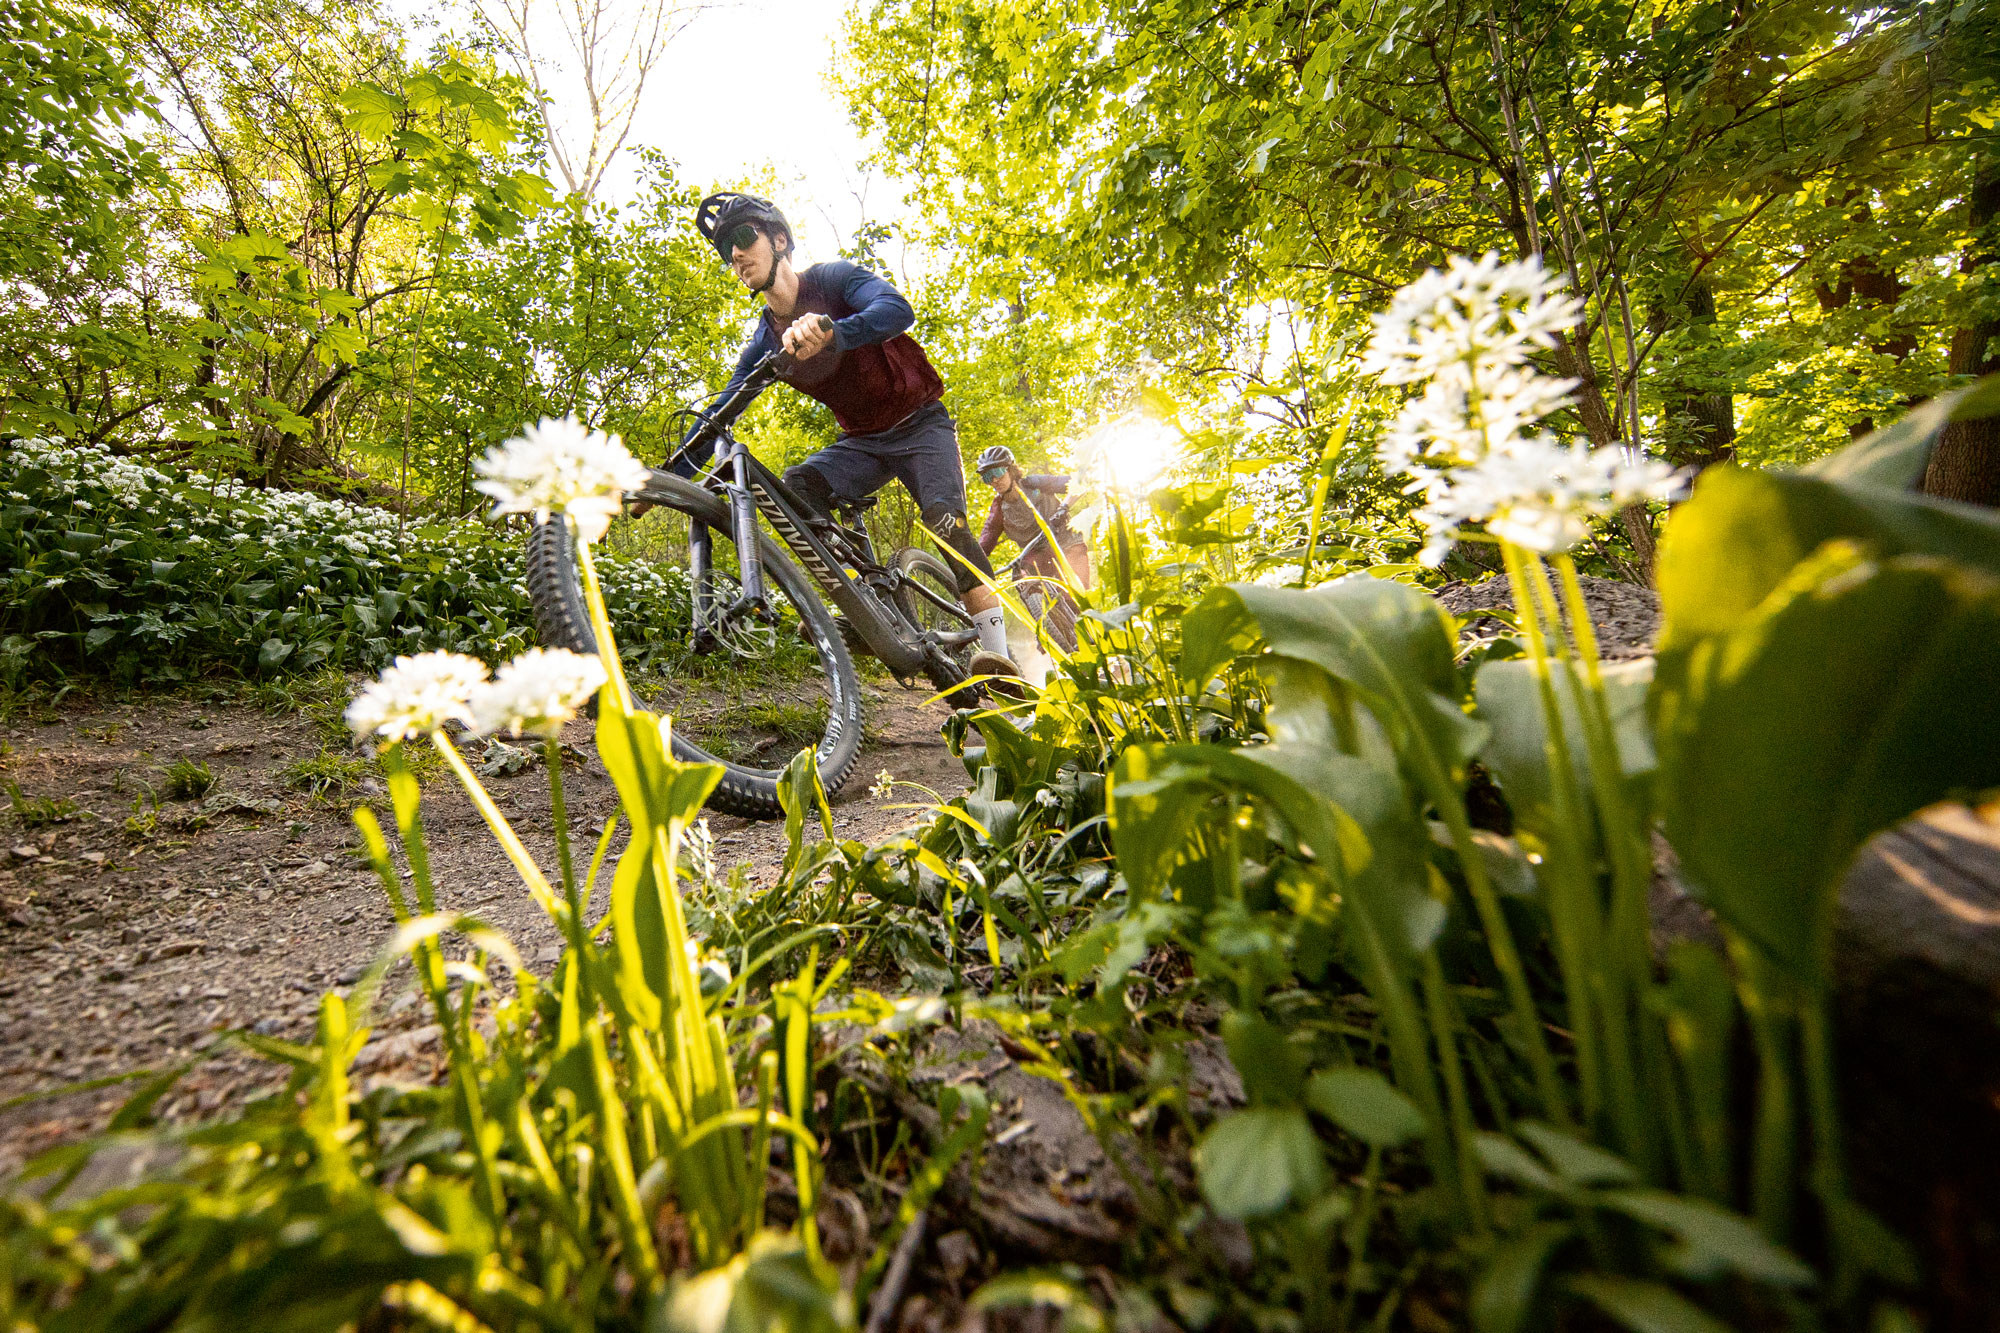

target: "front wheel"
[525,481,864,821]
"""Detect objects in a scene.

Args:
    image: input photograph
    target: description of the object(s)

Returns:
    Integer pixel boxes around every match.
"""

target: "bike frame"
[660,353,974,681]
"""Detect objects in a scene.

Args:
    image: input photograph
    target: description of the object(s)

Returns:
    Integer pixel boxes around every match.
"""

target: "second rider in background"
[975,445,1092,590]
[674,192,1018,681]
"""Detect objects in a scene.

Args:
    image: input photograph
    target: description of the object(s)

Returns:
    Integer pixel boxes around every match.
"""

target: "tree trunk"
[1653,274,1737,471]
[1551,330,1658,582]
[1922,160,2000,506]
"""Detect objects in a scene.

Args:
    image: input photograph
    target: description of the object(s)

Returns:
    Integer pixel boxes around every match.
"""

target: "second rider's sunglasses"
[721,223,759,257]
[979,467,1006,483]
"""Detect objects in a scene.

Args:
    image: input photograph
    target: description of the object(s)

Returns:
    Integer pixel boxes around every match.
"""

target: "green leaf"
[1198,576,1488,779]
[1515,1121,1638,1187]
[1224,1011,1308,1106]
[1564,1276,1734,1333]
[1474,1132,1560,1191]
[968,1270,1108,1333]
[1474,656,1654,844]
[1472,1221,1573,1333]
[258,637,294,668]
[1653,548,2000,987]
[1655,465,2000,651]
[1598,1190,1815,1287]
[1195,1107,1328,1219]
[1304,1066,1425,1148]
[338,81,403,139]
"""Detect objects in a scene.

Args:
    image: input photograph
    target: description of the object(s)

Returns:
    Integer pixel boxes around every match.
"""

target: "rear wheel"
[892,546,978,707]
[526,474,864,821]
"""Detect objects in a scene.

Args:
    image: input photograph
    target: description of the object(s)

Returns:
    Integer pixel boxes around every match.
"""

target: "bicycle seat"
[833,495,878,517]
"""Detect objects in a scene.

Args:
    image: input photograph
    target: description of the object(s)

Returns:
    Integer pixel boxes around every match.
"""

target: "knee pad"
[782,464,836,516]
[923,503,994,595]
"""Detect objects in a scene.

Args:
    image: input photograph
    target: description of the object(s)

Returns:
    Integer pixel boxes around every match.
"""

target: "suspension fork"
[728,444,766,606]
[689,517,714,647]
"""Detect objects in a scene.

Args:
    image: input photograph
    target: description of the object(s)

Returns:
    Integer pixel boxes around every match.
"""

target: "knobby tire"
[525,476,864,821]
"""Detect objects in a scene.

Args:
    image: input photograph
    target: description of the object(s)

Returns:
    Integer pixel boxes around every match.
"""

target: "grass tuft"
[282,748,368,802]
[6,780,80,828]
[161,758,218,801]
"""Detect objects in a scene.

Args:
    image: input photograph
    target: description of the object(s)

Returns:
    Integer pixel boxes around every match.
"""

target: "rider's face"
[730,229,776,289]
[982,468,1012,493]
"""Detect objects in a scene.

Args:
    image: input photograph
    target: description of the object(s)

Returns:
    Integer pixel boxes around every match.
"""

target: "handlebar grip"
[768,315,837,376]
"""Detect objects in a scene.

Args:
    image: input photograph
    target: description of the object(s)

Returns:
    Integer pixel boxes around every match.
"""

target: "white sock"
[973,606,1009,658]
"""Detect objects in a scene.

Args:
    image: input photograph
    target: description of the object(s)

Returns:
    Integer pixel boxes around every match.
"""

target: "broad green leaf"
[1515,1121,1638,1186]
[1474,656,1655,843]
[1196,577,1488,781]
[1223,1011,1308,1105]
[1474,1132,1559,1191]
[1304,1066,1425,1148]
[1653,550,2000,987]
[1195,1107,1328,1219]
[1655,465,2000,650]
[1565,1276,1734,1333]
[1599,1191,1815,1287]
[1472,1221,1573,1333]
[338,81,403,139]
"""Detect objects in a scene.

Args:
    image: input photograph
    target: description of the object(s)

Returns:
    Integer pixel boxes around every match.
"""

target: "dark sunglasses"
[720,223,760,257]
[979,467,1007,483]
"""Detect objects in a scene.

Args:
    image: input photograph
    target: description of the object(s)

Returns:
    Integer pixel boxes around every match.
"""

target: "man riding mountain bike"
[668,192,1018,683]
[975,445,1092,591]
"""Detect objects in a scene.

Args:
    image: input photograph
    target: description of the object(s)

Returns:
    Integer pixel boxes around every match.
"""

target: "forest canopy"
[2,0,1997,565]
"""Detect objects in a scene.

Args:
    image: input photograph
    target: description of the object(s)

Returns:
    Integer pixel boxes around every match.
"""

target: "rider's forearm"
[828,266,915,351]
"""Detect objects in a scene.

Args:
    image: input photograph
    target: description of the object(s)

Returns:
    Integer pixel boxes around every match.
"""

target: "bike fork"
[728,449,766,605]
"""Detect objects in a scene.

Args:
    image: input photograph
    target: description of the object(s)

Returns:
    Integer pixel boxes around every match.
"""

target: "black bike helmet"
[695,192,793,262]
[976,445,1017,475]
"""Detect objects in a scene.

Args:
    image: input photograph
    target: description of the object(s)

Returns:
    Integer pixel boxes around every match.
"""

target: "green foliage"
[4,778,79,827]
[282,747,370,800]
[0,0,159,279]
[2,512,851,1332]
[0,438,688,680]
[161,757,217,800]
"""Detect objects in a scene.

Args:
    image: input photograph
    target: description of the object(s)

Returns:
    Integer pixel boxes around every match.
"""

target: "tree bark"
[1653,274,1737,472]
[1922,160,2000,506]
[1551,329,1658,582]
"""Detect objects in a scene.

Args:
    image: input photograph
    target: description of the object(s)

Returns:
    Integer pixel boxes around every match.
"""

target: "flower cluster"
[471,647,608,740]
[346,646,606,746]
[346,651,490,744]
[1364,254,1683,565]
[475,416,650,543]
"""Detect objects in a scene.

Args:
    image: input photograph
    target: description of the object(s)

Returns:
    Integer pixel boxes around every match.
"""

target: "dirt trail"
[0,676,966,1175]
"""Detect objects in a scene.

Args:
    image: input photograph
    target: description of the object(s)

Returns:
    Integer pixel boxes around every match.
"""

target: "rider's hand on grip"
[773,314,835,373]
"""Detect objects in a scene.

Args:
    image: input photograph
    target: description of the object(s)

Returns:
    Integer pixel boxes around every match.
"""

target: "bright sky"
[401,0,913,267]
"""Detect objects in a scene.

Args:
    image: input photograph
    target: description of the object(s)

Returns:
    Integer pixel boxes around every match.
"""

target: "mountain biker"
[975,445,1092,590]
[673,192,1017,682]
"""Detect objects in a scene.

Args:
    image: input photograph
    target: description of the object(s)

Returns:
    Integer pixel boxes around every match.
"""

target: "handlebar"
[670,314,835,472]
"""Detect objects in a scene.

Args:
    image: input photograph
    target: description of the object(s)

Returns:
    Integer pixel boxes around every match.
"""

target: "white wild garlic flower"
[346,651,489,745]
[1366,253,1683,564]
[469,647,607,739]
[474,416,650,543]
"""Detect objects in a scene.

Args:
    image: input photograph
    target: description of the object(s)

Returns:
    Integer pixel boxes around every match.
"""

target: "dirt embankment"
[0,677,967,1175]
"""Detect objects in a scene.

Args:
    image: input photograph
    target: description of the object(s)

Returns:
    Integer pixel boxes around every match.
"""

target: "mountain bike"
[525,337,987,820]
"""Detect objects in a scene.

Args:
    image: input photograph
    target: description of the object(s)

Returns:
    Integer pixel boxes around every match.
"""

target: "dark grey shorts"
[800,401,967,516]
